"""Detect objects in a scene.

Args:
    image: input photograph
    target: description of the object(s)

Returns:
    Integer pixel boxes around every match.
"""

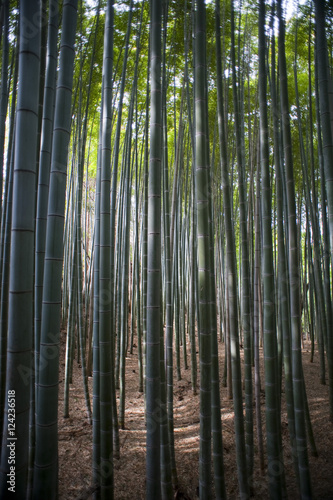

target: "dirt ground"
[58,332,333,499]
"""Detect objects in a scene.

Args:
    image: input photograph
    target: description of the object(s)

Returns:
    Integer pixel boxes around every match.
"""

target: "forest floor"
[58,330,333,499]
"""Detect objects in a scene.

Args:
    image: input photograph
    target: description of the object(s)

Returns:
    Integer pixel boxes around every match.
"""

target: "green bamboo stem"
[259,2,285,497]
[162,0,177,481]
[193,1,213,497]
[0,2,41,496]
[33,3,78,497]
[34,0,58,392]
[314,0,333,422]
[0,38,17,442]
[0,0,9,226]
[278,0,312,496]
[215,0,248,496]
[146,0,162,496]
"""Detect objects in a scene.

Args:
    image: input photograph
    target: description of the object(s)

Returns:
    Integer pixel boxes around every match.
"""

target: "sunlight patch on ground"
[174,423,200,453]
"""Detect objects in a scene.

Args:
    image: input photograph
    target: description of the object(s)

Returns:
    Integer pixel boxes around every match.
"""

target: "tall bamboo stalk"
[33,2,78,497]
[0,2,40,496]
[146,0,163,497]
[216,0,249,496]
[259,1,284,497]
[277,0,312,497]
[194,1,213,497]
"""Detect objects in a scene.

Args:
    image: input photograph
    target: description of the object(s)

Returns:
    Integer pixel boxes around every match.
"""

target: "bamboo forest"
[1,0,333,498]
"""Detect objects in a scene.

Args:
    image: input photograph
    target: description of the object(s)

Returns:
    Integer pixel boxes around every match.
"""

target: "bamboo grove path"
[57,330,333,499]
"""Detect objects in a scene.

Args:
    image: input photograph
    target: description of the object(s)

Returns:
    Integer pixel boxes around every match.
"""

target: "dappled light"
[58,338,333,499]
